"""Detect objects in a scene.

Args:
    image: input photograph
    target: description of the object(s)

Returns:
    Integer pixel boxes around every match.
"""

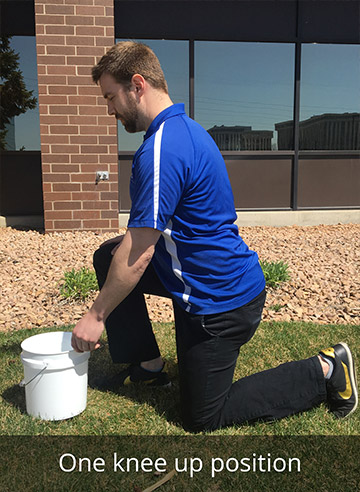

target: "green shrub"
[269,303,285,312]
[260,259,290,289]
[59,267,98,301]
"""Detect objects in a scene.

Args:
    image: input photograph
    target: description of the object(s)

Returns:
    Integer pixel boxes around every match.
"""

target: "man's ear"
[131,74,146,96]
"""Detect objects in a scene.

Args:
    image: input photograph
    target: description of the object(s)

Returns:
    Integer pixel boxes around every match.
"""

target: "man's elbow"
[130,246,155,276]
[126,227,160,274]
[141,247,155,268]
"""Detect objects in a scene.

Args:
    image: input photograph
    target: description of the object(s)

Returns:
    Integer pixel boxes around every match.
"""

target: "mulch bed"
[1,223,359,332]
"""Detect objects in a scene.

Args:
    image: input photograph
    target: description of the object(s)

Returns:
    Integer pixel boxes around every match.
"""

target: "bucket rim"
[20,331,75,356]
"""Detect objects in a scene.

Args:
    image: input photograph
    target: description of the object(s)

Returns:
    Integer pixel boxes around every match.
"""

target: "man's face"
[99,73,140,133]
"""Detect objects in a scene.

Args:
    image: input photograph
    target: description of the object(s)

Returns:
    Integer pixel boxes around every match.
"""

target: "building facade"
[208,126,273,151]
[0,0,359,232]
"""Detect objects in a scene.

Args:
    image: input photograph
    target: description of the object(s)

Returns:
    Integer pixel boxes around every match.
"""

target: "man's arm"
[71,227,161,352]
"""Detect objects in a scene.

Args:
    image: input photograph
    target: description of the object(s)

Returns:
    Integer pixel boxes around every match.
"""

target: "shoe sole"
[123,376,172,388]
[90,380,172,391]
[338,342,358,418]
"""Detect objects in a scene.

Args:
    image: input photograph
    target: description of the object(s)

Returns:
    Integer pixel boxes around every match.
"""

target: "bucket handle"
[19,362,48,387]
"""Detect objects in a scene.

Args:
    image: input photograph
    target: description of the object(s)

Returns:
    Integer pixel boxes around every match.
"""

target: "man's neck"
[141,89,174,131]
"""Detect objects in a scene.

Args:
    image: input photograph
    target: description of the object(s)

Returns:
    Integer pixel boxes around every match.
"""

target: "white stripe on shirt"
[153,121,165,229]
[163,220,192,311]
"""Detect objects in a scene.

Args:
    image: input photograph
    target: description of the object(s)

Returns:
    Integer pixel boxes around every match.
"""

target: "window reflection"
[277,112,359,150]
[116,39,189,152]
[298,44,360,150]
[195,41,295,150]
[7,36,40,150]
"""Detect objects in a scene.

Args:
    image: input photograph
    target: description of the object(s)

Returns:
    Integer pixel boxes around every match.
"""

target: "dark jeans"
[94,242,327,432]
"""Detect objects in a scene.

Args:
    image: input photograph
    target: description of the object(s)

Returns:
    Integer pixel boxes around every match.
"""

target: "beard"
[116,92,140,133]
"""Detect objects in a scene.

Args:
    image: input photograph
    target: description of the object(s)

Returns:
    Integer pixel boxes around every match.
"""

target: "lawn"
[1,320,359,436]
[0,321,359,491]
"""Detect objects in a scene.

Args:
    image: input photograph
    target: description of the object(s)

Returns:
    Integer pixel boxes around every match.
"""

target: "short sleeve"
[128,122,187,231]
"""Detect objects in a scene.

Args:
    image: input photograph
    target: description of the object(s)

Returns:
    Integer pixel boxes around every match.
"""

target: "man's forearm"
[71,227,161,352]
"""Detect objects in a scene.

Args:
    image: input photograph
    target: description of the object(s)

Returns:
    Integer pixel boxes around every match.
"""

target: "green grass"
[1,322,359,491]
[1,321,359,437]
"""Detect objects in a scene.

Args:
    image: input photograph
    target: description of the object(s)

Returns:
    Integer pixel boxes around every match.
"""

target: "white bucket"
[20,331,90,421]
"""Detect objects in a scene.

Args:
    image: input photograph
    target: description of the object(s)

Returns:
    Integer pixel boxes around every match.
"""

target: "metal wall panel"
[118,153,293,212]
[114,0,360,44]
[224,155,292,209]
[298,0,360,44]
[0,0,35,35]
[0,151,43,215]
[118,156,133,212]
[115,0,297,42]
[298,155,360,208]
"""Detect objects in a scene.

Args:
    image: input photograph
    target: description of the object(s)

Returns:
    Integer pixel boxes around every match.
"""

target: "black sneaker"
[91,363,171,391]
[319,342,358,418]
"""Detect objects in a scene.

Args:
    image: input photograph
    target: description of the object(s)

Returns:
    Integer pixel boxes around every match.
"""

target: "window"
[116,39,189,152]
[195,42,295,151]
[299,44,360,150]
[7,36,40,151]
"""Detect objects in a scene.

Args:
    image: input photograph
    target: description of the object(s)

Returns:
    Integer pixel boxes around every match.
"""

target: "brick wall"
[34,0,119,233]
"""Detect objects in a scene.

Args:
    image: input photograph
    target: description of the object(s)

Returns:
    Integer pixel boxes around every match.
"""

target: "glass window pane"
[115,39,189,152]
[195,42,295,151]
[300,44,360,150]
[5,36,40,150]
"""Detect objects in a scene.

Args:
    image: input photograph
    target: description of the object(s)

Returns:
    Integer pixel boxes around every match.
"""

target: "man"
[71,42,357,432]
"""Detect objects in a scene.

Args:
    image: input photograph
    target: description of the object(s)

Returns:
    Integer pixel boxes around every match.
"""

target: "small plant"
[59,267,98,301]
[260,259,290,289]
[269,304,285,312]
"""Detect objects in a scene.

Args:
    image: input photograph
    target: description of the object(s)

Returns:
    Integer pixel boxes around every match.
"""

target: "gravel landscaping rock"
[0,223,359,332]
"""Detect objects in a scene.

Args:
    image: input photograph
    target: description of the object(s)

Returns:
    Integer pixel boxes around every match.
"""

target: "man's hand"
[71,310,104,353]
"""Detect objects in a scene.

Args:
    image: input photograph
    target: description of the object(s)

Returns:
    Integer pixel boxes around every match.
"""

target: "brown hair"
[92,41,168,93]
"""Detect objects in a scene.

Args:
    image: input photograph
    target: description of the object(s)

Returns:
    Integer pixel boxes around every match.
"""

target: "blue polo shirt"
[128,104,265,314]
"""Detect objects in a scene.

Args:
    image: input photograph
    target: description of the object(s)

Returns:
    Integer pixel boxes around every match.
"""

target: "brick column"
[35,0,119,233]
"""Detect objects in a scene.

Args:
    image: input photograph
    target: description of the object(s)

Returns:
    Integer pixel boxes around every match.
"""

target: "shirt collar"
[144,103,185,141]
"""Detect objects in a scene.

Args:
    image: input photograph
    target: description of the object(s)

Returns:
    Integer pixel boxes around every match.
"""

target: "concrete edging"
[121,210,360,228]
[0,216,44,229]
[1,210,359,230]
[234,209,360,227]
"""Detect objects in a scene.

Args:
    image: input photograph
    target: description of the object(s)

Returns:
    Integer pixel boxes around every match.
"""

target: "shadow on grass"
[88,343,183,429]
[2,384,27,415]
[1,339,27,415]
[0,341,22,357]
